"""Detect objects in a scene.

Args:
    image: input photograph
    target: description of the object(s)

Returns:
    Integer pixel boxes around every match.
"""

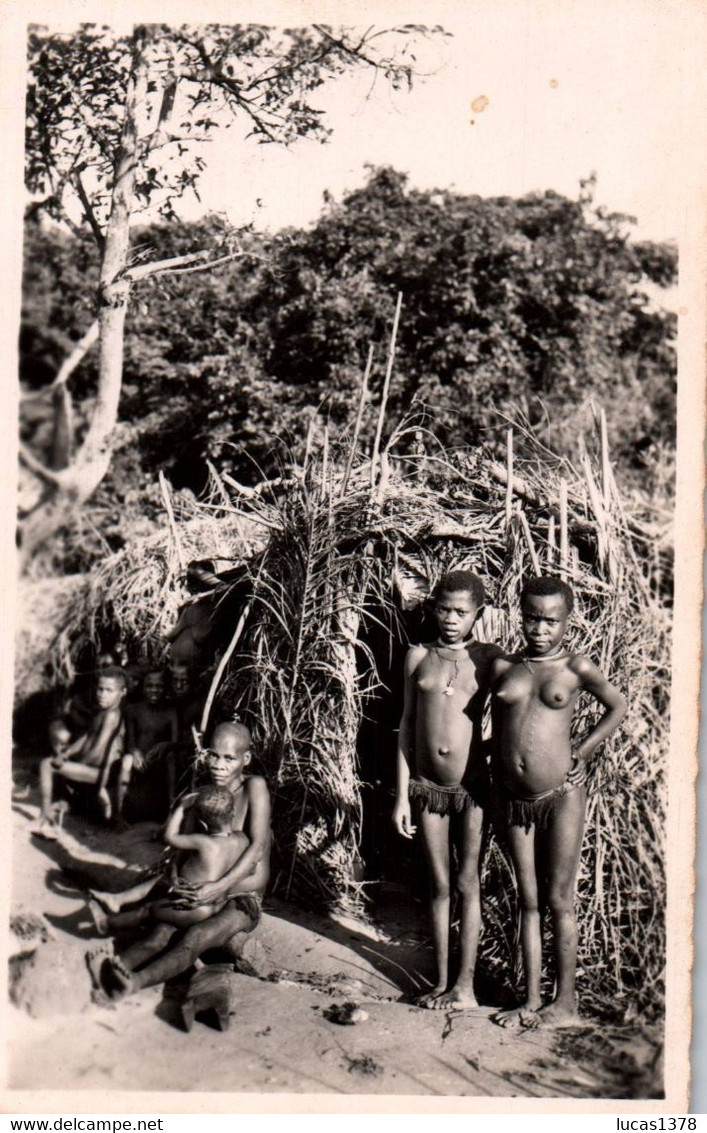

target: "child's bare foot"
[97,788,112,821]
[536,1001,580,1028]
[32,817,59,841]
[88,889,121,914]
[492,1002,541,1029]
[428,984,479,1011]
[87,898,110,937]
[52,800,70,826]
[413,985,447,1009]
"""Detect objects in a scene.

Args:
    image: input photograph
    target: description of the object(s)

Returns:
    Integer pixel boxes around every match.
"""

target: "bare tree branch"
[19,441,65,487]
[74,172,105,250]
[20,319,100,403]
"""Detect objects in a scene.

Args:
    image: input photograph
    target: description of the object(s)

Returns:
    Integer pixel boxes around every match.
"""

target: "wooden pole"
[519,511,541,576]
[199,601,252,735]
[370,292,403,495]
[599,406,611,510]
[547,514,556,566]
[559,479,569,572]
[341,345,374,497]
[158,470,185,572]
[505,428,514,527]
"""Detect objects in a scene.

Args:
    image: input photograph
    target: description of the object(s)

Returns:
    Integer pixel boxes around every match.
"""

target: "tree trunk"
[19,28,150,567]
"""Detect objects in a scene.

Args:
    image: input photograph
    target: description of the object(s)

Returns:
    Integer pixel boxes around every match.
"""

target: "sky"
[165,0,703,244]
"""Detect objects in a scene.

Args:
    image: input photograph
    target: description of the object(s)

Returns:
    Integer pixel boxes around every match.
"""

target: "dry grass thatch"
[31,306,670,1023]
[45,403,670,1022]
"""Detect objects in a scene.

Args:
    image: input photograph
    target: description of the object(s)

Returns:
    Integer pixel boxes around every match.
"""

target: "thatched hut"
[36,397,669,1023]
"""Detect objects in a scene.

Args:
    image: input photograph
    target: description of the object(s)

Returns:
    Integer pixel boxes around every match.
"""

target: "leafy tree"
[21,167,676,567]
[20,22,444,564]
[235,167,676,473]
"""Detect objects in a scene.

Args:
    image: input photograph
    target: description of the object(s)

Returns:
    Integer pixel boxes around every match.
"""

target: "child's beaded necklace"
[520,644,569,671]
[433,639,469,696]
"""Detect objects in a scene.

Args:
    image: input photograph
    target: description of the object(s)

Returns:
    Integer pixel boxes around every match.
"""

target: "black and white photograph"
[3,0,702,1111]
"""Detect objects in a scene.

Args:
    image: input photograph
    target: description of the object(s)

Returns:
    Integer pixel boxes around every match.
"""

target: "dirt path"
[8,782,662,1099]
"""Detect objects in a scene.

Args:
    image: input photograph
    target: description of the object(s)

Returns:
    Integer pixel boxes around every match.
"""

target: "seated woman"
[85,721,271,1001]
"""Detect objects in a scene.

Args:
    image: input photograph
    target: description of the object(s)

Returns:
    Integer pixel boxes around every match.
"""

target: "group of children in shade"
[38,659,201,836]
[34,570,625,1025]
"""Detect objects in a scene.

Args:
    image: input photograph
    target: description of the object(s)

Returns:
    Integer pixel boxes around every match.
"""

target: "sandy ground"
[8,774,663,1099]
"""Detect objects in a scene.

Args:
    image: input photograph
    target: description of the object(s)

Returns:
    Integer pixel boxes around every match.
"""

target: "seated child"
[489,575,627,1028]
[393,570,502,1010]
[89,785,248,935]
[117,669,179,821]
[48,651,117,753]
[37,666,127,837]
[86,721,271,1002]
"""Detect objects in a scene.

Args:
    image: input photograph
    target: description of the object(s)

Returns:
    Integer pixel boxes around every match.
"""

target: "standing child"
[117,669,179,821]
[393,570,501,1010]
[490,575,626,1027]
[37,667,127,836]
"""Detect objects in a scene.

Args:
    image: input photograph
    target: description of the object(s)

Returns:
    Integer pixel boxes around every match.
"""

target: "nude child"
[393,570,501,1010]
[37,667,127,836]
[490,575,626,1028]
[117,669,178,819]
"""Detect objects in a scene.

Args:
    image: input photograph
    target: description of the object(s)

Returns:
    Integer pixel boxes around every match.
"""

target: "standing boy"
[117,669,179,821]
[393,570,501,1010]
[490,575,626,1027]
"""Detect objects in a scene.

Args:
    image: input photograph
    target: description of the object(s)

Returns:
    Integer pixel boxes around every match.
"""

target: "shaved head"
[211,721,251,754]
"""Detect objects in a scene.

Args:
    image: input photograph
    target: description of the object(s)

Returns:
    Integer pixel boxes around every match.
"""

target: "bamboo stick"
[341,345,374,498]
[370,291,403,495]
[547,514,556,566]
[505,428,514,527]
[599,407,611,511]
[559,479,569,571]
[583,452,607,569]
[158,470,185,572]
[519,510,541,576]
[321,424,330,502]
[199,600,252,734]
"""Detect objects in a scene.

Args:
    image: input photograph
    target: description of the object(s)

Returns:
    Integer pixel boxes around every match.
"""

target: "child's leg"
[55,760,112,820]
[39,757,57,820]
[89,876,159,915]
[116,755,134,816]
[431,804,484,1010]
[537,786,586,1025]
[151,899,219,928]
[416,808,452,1006]
[495,822,542,1025]
[87,896,154,936]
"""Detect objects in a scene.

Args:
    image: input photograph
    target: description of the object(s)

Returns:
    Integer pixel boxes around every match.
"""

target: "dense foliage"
[21,166,676,567]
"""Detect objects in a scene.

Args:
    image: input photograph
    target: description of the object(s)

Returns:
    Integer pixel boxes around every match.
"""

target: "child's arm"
[52,731,87,765]
[171,778,270,907]
[571,657,627,767]
[122,706,145,770]
[163,799,208,853]
[392,646,424,840]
